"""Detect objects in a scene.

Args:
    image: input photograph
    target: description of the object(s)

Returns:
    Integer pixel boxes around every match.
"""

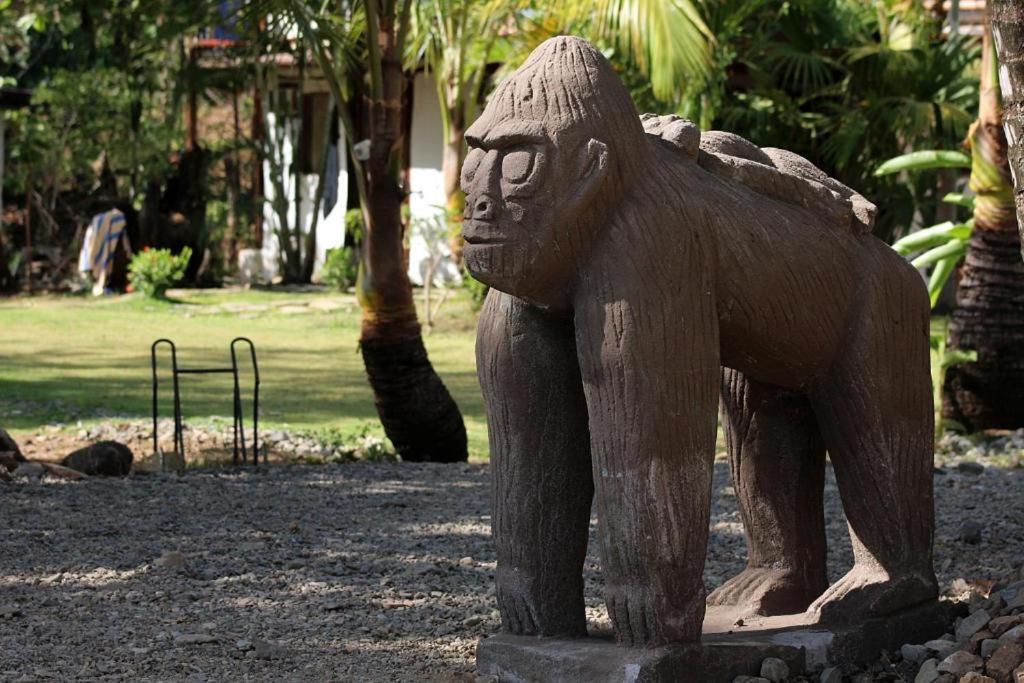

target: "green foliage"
[930,318,977,438]
[520,0,980,242]
[321,247,358,291]
[461,266,488,311]
[881,148,977,436]
[128,247,192,299]
[345,208,365,243]
[2,1,222,201]
[543,0,713,106]
[883,150,976,307]
[874,151,972,176]
[318,423,396,462]
[5,68,177,198]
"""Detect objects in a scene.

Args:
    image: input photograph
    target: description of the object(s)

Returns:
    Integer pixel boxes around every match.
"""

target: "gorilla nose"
[472,195,496,221]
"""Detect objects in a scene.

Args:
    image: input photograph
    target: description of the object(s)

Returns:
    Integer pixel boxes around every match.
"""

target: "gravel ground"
[1,457,1022,682]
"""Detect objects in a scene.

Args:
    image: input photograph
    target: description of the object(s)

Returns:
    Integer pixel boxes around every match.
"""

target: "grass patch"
[0,287,487,459]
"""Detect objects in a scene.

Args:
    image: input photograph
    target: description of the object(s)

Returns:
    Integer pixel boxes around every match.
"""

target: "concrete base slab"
[476,601,961,682]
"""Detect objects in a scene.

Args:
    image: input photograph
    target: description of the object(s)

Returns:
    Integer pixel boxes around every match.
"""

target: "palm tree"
[251,0,468,462]
[409,0,520,263]
[990,0,1024,258]
[514,0,714,113]
[943,23,1024,430]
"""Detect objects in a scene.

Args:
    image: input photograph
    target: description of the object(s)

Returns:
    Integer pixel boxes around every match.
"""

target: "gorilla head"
[461,36,648,307]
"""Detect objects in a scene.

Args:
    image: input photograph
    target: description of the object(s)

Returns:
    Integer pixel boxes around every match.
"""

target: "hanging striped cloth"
[78,208,126,279]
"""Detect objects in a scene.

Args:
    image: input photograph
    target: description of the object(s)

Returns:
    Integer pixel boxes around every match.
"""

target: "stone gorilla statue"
[464,36,937,646]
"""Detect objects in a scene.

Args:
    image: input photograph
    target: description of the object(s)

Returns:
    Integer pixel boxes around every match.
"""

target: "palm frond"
[551,0,713,104]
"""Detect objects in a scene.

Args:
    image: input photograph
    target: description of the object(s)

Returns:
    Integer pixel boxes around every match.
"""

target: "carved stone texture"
[463,35,937,648]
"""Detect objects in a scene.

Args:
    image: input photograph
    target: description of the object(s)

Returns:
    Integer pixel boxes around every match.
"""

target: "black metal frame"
[151,337,261,468]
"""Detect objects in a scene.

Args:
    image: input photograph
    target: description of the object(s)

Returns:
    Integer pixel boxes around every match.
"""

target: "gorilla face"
[461,118,607,306]
[461,119,555,298]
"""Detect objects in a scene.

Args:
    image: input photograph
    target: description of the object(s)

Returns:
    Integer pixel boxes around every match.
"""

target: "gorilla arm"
[476,289,594,637]
[572,209,720,645]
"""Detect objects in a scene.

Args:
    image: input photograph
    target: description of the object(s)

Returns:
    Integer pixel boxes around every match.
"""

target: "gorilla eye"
[501,150,534,183]
[462,148,484,183]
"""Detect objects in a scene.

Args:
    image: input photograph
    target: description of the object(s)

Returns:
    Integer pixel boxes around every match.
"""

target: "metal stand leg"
[152,337,261,470]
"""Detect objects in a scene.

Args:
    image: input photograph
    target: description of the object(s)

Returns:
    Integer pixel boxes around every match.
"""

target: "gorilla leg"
[708,368,828,616]
[477,289,594,637]
[808,250,937,621]
[574,282,720,646]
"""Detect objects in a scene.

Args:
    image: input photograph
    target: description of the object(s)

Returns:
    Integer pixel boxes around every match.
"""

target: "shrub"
[128,247,192,299]
[321,246,358,291]
[344,208,364,243]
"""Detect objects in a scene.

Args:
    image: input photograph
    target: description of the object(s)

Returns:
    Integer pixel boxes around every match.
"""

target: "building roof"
[925,0,987,36]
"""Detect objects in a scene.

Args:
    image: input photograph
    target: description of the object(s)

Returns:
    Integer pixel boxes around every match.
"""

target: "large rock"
[61,441,133,476]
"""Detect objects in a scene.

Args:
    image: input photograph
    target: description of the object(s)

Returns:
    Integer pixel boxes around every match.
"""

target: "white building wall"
[259,73,455,285]
[407,73,461,286]
[260,111,348,283]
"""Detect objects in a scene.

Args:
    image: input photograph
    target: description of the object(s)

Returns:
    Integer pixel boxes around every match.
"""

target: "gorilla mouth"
[463,220,508,245]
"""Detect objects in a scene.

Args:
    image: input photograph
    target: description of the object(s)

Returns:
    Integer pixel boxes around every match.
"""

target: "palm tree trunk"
[943,25,1024,430]
[443,111,466,266]
[358,8,467,462]
[990,0,1024,258]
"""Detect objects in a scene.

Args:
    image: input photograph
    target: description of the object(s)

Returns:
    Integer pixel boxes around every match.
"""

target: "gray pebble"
[955,609,991,641]
[914,659,939,683]
[958,520,984,544]
[819,666,842,683]
[902,642,931,664]
[759,657,789,683]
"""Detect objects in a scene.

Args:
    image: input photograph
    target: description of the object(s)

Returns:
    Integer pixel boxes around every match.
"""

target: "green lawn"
[0,287,488,458]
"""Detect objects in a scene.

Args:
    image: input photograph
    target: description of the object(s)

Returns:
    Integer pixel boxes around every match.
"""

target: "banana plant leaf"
[942,192,975,210]
[926,253,959,307]
[911,238,967,268]
[874,150,971,176]
[892,222,972,256]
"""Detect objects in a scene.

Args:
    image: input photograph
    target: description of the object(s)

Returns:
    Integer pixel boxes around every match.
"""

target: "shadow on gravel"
[0,460,1021,680]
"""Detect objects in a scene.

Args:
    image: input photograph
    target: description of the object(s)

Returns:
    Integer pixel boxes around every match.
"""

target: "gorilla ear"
[570,138,609,204]
[581,138,608,181]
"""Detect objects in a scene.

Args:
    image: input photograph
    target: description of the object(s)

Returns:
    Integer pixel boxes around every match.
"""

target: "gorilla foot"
[807,566,938,625]
[496,584,586,637]
[607,584,703,646]
[707,567,825,617]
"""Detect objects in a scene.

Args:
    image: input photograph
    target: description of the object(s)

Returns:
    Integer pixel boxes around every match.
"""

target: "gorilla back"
[466,35,937,647]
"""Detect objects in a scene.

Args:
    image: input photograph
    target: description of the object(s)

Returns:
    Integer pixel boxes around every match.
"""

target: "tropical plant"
[409,0,521,262]
[990,0,1024,258]
[3,1,221,201]
[943,27,1024,430]
[718,0,979,242]
[244,0,468,463]
[518,0,979,242]
[928,318,976,439]
[879,150,976,436]
[504,0,714,114]
[410,210,456,330]
[321,246,358,291]
[345,207,365,244]
[879,149,972,307]
[253,53,324,283]
[128,247,192,299]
